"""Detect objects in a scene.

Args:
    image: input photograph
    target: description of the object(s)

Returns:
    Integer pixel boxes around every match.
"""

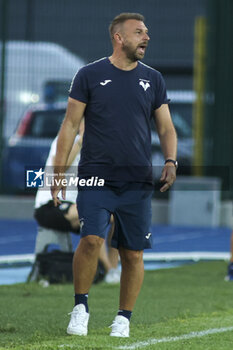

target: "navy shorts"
[76,183,153,251]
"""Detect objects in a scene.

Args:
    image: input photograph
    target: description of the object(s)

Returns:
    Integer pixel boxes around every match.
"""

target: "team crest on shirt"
[139,79,150,91]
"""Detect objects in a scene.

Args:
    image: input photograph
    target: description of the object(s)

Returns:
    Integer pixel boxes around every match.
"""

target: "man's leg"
[73,235,104,293]
[68,188,114,335]
[67,234,104,336]
[73,213,115,281]
[66,203,115,276]
[118,247,144,310]
[66,205,116,275]
[110,247,144,337]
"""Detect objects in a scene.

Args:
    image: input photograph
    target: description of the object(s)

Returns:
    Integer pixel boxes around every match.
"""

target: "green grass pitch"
[0,261,233,350]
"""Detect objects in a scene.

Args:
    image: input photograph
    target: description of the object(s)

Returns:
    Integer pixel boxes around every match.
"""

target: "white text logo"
[100,79,112,86]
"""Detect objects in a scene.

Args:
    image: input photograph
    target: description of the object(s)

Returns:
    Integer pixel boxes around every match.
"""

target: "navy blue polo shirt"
[69,57,169,183]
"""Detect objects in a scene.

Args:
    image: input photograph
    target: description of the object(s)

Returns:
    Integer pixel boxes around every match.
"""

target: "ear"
[113,32,123,44]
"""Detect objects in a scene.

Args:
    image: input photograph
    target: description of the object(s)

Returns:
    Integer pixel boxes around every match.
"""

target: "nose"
[144,33,150,41]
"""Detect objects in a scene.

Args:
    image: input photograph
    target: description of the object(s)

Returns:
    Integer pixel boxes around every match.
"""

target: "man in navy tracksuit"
[51,12,177,337]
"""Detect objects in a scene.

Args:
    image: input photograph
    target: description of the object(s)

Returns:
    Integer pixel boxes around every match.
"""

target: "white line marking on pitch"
[115,326,233,349]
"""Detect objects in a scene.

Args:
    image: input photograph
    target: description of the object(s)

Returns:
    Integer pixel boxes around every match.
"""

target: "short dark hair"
[109,13,145,41]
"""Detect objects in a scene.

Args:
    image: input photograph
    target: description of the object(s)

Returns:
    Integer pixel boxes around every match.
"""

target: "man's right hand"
[51,173,66,207]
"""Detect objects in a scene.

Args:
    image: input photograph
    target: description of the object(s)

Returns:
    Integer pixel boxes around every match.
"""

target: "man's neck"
[109,54,138,71]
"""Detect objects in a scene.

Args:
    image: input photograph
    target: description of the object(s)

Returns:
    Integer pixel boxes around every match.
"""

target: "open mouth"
[137,44,147,55]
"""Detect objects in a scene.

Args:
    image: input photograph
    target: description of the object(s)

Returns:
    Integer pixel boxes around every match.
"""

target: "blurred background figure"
[225,230,233,281]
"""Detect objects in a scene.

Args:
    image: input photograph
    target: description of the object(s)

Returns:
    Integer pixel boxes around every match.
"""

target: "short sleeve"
[69,67,89,103]
[153,72,170,110]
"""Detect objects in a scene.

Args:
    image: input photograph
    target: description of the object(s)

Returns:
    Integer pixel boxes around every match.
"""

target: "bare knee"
[120,248,143,266]
[80,235,104,255]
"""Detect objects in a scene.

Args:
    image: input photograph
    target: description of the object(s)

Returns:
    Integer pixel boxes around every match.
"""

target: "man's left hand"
[159,164,176,192]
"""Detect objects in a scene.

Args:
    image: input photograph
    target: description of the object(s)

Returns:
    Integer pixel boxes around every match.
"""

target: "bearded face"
[121,39,147,61]
[119,20,149,62]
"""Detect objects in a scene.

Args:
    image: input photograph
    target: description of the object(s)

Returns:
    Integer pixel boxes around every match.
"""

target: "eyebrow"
[135,27,149,32]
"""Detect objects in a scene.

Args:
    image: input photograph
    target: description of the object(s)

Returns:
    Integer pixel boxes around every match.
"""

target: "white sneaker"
[110,315,130,337]
[67,304,89,336]
[105,268,121,284]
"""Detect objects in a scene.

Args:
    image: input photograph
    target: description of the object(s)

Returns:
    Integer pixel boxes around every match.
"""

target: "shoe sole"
[67,328,87,336]
[110,332,129,337]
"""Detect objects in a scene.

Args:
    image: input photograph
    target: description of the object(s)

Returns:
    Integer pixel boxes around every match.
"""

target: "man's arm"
[66,119,84,168]
[51,97,86,205]
[154,104,177,192]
